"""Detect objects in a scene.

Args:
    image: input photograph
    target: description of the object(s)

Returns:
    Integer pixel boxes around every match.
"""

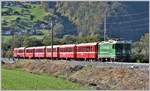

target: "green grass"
[31,5,51,21]
[2,4,51,22]
[37,29,49,35]
[2,16,19,21]
[2,68,88,90]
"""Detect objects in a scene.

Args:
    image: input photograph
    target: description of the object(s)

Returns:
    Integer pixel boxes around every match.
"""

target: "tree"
[30,14,35,21]
[62,35,76,44]
[53,22,64,38]
[42,34,52,46]
[30,37,43,46]
[55,2,124,37]
[22,34,30,47]
[132,33,149,63]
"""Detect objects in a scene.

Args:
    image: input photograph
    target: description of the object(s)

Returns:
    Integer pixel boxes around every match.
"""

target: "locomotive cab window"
[113,44,115,49]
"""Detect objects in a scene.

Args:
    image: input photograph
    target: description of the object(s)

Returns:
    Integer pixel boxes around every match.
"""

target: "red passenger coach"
[16,47,26,58]
[25,47,34,58]
[34,46,46,58]
[46,45,59,58]
[59,44,76,59]
[76,42,98,59]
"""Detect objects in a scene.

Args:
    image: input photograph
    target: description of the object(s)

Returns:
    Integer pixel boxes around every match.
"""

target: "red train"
[13,42,98,60]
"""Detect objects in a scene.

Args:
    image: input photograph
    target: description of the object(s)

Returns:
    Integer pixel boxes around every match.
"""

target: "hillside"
[2,2,50,35]
[2,1,149,41]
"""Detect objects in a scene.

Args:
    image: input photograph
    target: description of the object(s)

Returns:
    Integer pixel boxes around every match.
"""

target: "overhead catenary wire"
[106,11,148,17]
[98,17,148,25]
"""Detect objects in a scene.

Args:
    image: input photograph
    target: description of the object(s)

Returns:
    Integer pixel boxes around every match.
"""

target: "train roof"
[76,42,98,46]
[33,46,46,49]
[26,47,35,49]
[47,45,60,48]
[99,40,132,44]
[17,47,26,49]
[59,44,76,48]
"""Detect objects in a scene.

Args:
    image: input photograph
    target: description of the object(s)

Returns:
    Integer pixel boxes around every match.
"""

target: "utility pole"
[104,7,108,41]
[51,20,53,61]
[12,32,15,61]
[104,11,107,41]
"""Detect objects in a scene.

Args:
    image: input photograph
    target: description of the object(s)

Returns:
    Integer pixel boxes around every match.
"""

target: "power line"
[108,23,148,29]
[108,11,148,17]
[113,27,148,31]
[107,18,148,24]
[98,17,148,25]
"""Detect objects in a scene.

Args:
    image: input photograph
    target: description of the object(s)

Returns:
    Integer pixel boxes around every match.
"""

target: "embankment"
[3,61,149,90]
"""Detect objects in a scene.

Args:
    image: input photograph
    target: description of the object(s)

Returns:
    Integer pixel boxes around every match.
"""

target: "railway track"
[2,58,149,70]
[60,60,149,70]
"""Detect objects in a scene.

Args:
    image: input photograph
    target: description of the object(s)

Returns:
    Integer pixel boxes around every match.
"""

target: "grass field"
[2,69,88,90]
[2,4,51,22]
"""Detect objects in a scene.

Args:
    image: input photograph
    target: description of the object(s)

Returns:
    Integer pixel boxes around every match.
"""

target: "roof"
[99,40,132,44]
[76,42,98,46]
[47,45,60,48]
[26,47,35,49]
[18,47,25,49]
[59,44,76,48]
[34,46,46,49]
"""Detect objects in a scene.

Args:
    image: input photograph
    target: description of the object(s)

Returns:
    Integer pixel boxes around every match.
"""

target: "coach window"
[36,49,43,52]
[82,47,84,52]
[83,47,86,52]
[81,47,83,52]
[60,48,63,52]
[61,48,63,52]
[78,47,81,52]
[86,47,89,52]
[53,48,55,52]
[67,48,72,52]
[27,50,31,53]
[89,47,91,52]
[78,47,80,52]
[92,46,94,51]
[19,50,23,53]
[47,49,51,52]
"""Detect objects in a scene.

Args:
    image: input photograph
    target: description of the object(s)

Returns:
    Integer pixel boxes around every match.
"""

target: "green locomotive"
[98,40,131,61]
